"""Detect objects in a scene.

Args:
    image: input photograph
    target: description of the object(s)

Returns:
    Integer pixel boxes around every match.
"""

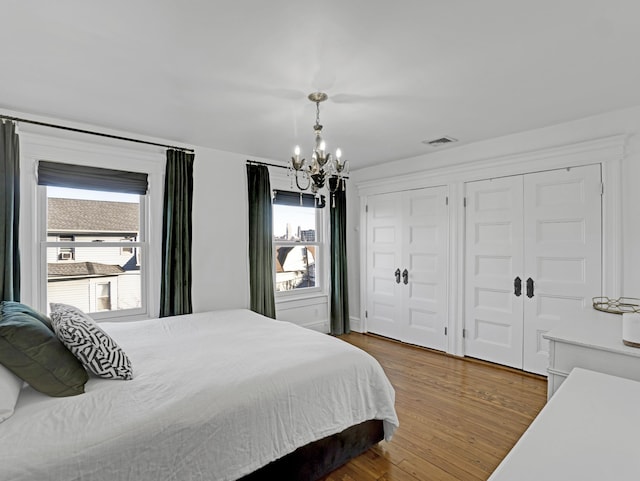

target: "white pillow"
[0,363,23,422]
[49,303,133,380]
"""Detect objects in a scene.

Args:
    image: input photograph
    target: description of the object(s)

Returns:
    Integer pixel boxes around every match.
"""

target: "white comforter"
[0,309,398,481]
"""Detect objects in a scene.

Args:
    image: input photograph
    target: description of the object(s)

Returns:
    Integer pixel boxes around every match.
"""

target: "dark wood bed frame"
[239,419,384,481]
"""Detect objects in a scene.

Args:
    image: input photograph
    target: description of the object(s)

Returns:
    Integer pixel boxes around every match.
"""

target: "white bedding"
[0,309,398,481]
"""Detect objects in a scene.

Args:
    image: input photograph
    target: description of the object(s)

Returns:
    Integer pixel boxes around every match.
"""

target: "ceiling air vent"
[422,136,458,147]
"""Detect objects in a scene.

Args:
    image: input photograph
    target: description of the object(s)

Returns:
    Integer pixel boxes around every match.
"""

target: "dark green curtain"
[330,181,349,335]
[246,164,276,319]
[0,121,20,302]
[159,149,194,317]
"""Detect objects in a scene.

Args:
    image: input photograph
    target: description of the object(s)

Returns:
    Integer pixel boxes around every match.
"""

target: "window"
[96,282,112,311]
[39,161,148,319]
[272,191,324,295]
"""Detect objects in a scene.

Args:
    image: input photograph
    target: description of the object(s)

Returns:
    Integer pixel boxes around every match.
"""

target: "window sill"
[91,308,150,323]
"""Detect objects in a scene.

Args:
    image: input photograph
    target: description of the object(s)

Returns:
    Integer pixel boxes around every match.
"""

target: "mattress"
[0,309,398,481]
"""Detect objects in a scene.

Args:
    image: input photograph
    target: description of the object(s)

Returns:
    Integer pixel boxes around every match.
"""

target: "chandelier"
[288,92,348,201]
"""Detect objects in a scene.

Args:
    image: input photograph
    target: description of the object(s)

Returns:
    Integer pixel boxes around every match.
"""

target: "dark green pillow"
[0,310,88,397]
[0,300,54,331]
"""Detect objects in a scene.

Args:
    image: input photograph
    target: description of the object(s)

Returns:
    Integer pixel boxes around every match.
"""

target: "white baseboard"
[301,319,330,333]
[349,316,363,333]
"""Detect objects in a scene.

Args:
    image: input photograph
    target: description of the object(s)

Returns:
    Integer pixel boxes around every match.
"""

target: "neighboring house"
[275,245,316,291]
[47,198,141,313]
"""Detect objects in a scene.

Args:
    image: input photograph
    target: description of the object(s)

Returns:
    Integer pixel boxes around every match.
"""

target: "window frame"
[272,194,326,299]
[40,187,148,320]
[19,130,164,322]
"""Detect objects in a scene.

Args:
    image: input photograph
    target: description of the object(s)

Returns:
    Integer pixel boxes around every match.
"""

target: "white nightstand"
[544,313,640,399]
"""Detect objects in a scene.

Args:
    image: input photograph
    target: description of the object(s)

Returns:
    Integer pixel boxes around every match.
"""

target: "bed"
[0,309,399,481]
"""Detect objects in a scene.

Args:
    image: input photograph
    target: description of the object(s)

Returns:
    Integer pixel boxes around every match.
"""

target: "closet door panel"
[522,164,602,374]
[464,177,525,369]
[402,187,448,350]
[366,192,403,340]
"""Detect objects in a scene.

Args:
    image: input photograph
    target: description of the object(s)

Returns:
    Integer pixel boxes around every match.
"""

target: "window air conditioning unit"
[59,252,73,260]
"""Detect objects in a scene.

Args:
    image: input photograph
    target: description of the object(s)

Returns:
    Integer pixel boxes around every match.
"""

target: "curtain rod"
[246,159,288,169]
[0,114,195,153]
[246,159,350,179]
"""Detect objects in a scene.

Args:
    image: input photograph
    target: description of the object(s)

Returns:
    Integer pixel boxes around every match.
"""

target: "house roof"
[48,198,139,233]
[48,261,125,278]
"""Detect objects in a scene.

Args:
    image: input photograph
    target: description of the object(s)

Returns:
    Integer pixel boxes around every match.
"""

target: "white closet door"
[464,176,525,369]
[402,187,448,350]
[366,187,448,350]
[522,164,602,374]
[366,192,403,339]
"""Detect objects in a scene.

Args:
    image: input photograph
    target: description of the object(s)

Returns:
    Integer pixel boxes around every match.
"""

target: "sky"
[272,204,316,238]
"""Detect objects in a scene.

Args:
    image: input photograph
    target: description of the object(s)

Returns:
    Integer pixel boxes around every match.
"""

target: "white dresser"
[544,314,640,399]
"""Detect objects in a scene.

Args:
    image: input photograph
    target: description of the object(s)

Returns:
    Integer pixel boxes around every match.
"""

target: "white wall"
[349,105,640,332]
[190,147,250,313]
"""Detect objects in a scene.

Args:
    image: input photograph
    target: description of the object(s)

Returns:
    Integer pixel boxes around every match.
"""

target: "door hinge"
[600,182,604,196]
[444,327,448,336]
[445,196,449,206]
[462,328,466,338]
[365,205,369,213]
[365,310,368,318]
[463,197,467,208]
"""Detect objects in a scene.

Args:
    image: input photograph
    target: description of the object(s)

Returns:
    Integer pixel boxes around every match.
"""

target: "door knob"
[526,277,534,298]
[402,269,409,285]
[514,277,522,297]
[394,268,401,284]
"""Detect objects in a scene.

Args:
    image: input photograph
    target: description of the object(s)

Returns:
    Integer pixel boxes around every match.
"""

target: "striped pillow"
[50,303,133,380]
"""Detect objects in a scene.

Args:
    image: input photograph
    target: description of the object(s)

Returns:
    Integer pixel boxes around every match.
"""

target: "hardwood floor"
[322,333,547,481]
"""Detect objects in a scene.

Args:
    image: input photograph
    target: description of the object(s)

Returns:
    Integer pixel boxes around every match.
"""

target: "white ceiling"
[2,0,640,169]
